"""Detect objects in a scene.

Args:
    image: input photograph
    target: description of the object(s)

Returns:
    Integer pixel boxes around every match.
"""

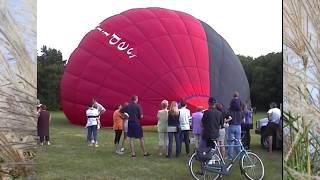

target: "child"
[113,104,124,154]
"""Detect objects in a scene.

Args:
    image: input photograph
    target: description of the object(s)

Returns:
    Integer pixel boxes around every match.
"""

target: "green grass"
[35,112,282,179]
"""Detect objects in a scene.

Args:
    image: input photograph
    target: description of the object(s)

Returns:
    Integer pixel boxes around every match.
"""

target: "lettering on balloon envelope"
[95,26,138,61]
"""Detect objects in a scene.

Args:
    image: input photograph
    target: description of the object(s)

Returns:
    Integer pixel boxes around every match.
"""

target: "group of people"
[37,91,280,161]
[155,91,281,160]
[86,96,151,157]
[85,92,254,160]
[156,93,242,160]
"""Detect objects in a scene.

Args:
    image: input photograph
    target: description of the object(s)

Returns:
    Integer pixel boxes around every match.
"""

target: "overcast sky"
[37,0,282,60]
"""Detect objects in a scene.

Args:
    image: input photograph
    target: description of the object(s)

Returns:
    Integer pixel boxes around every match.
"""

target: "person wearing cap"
[157,100,169,156]
[201,97,223,148]
[37,104,51,146]
[178,100,191,156]
[227,91,243,160]
[191,106,204,149]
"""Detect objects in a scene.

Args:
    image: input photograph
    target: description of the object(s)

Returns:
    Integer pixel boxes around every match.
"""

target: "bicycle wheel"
[188,153,221,180]
[240,152,264,180]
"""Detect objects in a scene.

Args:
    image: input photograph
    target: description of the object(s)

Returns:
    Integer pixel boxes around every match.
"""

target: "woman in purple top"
[191,106,203,149]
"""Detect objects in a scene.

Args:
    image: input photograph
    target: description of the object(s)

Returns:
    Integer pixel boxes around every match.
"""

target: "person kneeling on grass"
[113,104,124,155]
[86,103,100,147]
[121,95,151,158]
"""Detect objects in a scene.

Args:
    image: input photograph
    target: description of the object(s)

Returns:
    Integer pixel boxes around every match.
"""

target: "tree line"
[37,46,282,111]
[238,52,282,110]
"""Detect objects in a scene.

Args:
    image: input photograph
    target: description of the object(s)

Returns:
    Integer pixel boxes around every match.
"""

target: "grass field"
[35,112,282,179]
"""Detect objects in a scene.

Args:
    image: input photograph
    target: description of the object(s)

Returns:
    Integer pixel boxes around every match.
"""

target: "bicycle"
[188,138,264,180]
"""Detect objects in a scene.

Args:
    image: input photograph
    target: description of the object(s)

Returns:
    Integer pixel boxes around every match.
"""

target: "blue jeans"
[227,125,241,160]
[87,125,98,143]
[168,132,180,158]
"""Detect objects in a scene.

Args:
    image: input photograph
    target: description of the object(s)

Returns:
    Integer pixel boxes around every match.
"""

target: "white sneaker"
[116,150,124,155]
[47,141,51,145]
[94,143,99,147]
[120,147,125,152]
[91,140,95,144]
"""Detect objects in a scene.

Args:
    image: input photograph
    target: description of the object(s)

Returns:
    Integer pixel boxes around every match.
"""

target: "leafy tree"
[238,52,282,110]
[37,46,64,110]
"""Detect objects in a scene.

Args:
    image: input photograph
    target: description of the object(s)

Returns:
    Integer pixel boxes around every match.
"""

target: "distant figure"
[157,100,169,156]
[85,103,100,147]
[113,104,124,155]
[179,100,191,156]
[201,97,222,148]
[191,106,203,149]
[266,102,281,153]
[121,95,150,157]
[242,101,252,149]
[120,102,129,152]
[167,101,181,158]
[37,104,51,146]
[227,91,243,160]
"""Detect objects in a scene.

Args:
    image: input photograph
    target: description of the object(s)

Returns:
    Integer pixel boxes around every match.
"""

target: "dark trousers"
[40,136,49,143]
[180,130,190,154]
[87,125,98,143]
[242,129,251,149]
[114,130,122,144]
[168,132,180,158]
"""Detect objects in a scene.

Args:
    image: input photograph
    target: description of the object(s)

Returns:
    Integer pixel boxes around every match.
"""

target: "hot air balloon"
[60,7,250,127]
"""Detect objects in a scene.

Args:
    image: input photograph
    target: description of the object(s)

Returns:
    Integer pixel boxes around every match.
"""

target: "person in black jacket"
[201,97,223,148]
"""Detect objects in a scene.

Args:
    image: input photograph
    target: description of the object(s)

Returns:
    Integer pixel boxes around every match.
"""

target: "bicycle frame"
[204,139,250,176]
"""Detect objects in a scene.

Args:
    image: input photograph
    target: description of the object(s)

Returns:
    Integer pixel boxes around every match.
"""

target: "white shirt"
[267,108,281,124]
[86,107,99,127]
[179,107,191,130]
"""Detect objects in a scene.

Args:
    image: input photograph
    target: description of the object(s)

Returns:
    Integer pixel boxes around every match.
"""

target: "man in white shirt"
[179,100,191,156]
[266,102,281,153]
[86,103,100,147]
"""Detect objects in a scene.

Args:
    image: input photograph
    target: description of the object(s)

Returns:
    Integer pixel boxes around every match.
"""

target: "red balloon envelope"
[60,7,250,127]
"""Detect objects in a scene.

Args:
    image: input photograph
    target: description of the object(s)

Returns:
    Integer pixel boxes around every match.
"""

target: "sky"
[37,0,282,60]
